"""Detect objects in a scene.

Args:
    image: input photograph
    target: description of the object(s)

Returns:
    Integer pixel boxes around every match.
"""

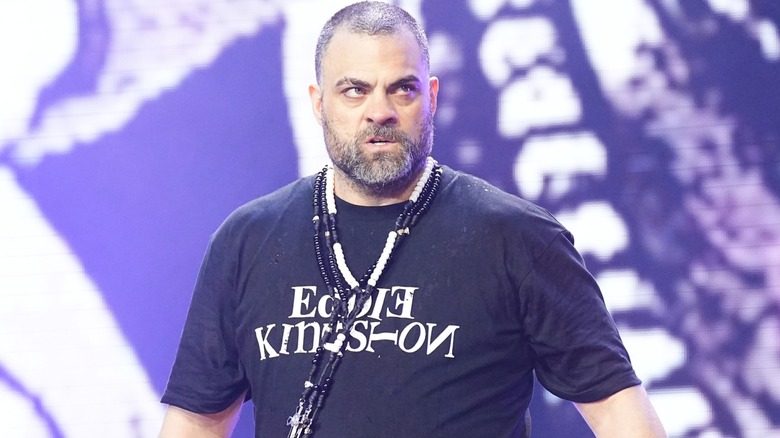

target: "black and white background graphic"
[1,1,778,436]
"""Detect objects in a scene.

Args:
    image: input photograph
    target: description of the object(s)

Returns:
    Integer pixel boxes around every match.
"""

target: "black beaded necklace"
[286,157,442,438]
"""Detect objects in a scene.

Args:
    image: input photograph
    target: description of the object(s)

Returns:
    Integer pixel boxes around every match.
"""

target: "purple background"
[4,1,779,436]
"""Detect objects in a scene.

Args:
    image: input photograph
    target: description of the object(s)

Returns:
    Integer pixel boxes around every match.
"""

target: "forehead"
[321,29,426,83]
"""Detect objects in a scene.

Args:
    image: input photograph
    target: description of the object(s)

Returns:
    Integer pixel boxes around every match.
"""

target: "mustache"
[360,124,409,144]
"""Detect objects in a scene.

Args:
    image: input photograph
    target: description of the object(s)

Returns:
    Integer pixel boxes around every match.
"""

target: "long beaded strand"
[287,157,442,437]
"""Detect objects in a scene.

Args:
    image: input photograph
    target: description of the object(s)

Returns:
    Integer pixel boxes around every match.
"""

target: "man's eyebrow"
[389,75,422,89]
[334,77,371,89]
[333,75,423,90]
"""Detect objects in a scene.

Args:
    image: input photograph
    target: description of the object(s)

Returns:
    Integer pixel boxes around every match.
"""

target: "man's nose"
[365,93,398,125]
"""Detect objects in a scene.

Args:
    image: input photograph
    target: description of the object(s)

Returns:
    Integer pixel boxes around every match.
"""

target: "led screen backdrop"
[1,0,778,437]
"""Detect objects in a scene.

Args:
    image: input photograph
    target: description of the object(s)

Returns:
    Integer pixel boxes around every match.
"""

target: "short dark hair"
[315,1,430,84]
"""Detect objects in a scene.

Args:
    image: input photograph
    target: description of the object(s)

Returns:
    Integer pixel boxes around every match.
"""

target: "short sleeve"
[519,231,641,403]
[161,226,249,413]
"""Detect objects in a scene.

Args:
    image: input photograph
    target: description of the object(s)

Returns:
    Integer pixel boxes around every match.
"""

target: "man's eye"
[344,87,365,97]
[397,84,418,95]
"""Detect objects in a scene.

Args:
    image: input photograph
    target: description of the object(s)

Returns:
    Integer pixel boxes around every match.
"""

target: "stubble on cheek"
[320,103,433,194]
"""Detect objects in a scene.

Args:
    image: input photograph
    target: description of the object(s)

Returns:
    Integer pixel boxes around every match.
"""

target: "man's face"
[310,29,439,194]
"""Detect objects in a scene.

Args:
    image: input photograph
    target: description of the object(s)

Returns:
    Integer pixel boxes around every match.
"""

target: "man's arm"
[575,385,666,438]
[158,393,245,438]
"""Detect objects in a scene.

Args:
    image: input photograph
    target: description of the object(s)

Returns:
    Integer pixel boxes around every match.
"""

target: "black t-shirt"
[162,166,640,437]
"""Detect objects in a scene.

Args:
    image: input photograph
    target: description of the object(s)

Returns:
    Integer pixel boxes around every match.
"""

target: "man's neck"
[332,167,422,207]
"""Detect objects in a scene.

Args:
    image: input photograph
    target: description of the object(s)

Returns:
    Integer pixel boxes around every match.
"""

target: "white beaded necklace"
[287,157,441,437]
[326,156,436,291]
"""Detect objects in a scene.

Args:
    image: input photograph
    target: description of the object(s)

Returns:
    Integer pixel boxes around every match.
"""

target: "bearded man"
[159,2,666,437]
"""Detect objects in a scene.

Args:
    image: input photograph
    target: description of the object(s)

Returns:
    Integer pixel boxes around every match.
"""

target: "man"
[159,2,667,437]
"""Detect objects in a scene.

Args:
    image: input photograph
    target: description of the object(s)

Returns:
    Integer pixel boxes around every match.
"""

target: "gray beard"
[322,114,434,196]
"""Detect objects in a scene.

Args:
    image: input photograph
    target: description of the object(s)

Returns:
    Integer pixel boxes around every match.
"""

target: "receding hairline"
[314,2,430,85]
[320,28,426,80]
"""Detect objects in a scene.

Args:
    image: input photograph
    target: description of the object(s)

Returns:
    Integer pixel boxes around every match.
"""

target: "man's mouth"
[368,136,395,145]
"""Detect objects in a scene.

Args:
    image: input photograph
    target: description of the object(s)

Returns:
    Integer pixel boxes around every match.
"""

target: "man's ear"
[309,84,324,126]
[428,76,439,116]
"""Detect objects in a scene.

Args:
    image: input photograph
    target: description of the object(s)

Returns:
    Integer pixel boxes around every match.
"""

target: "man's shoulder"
[239,176,313,214]
[438,166,573,246]
[216,175,314,236]
[441,166,553,221]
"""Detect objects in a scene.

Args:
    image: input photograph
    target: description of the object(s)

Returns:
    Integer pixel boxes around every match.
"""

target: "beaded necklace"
[286,157,442,438]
